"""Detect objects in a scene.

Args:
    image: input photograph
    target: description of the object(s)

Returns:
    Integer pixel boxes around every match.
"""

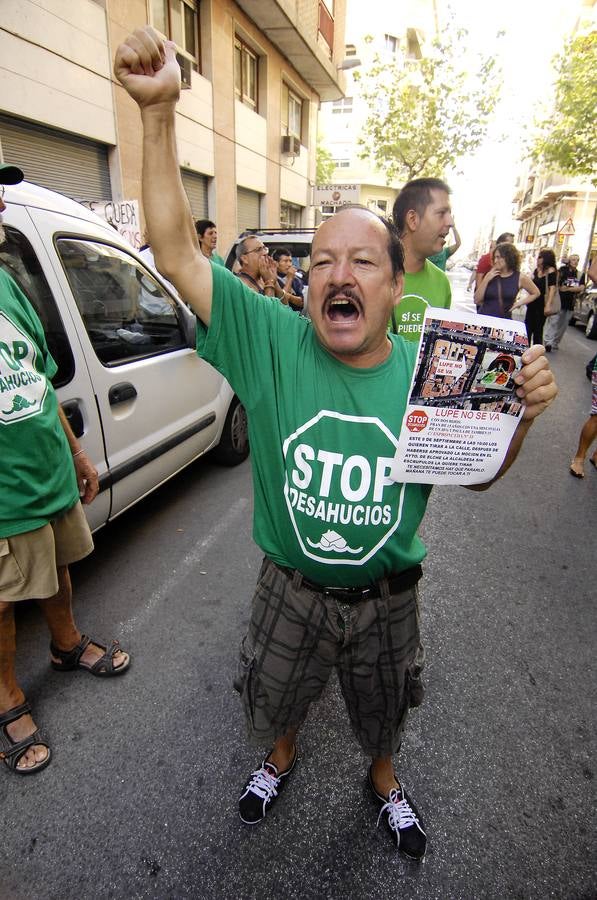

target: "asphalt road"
[1,318,595,900]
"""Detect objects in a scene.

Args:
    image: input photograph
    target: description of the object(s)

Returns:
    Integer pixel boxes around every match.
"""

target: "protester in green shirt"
[0,166,131,778]
[195,218,225,266]
[115,29,558,861]
[394,177,453,310]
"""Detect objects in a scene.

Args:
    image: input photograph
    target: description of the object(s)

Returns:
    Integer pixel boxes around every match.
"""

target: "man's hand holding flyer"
[392,307,529,485]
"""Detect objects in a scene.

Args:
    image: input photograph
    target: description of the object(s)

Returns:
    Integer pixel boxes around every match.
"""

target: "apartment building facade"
[512,0,596,269]
[0,0,346,251]
[513,169,597,269]
[317,0,437,219]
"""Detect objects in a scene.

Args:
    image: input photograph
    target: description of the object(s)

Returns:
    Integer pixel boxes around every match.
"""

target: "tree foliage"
[315,143,336,183]
[531,32,597,183]
[354,24,501,182]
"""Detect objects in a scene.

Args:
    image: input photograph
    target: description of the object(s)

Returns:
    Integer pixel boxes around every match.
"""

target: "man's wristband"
[72,449,85,458]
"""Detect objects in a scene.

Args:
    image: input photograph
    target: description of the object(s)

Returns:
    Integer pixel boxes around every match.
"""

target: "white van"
[0,181,248,532]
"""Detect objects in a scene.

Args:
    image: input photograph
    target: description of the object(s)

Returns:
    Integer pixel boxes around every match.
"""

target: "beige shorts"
[0,502,94,602]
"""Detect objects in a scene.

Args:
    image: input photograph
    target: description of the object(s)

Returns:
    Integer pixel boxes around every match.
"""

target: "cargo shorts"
[234,556,424,757]
[0,502,93,602]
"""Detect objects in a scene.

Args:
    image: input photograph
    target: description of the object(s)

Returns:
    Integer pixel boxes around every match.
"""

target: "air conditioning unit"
[176,53,192,90]
[281,135,301,157]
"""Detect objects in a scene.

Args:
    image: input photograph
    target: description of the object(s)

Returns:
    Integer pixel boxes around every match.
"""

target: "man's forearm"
[58,406,81,454]
[141,105,198,278]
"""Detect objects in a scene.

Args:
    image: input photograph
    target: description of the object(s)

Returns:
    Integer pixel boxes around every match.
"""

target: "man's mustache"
[326,286,361,304]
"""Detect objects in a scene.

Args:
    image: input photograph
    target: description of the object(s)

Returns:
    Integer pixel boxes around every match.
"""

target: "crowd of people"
[0,21,591,870]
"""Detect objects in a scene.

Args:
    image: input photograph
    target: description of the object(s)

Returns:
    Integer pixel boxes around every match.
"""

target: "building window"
[234,37,258,110]
[282,84,303,140]
[345,43,357,57]
[384,34,399,55]
[331,97,353,115]
[367,198,387,213]
[318,1,334,55]
[151,0,199,69]
[280,201,302,228]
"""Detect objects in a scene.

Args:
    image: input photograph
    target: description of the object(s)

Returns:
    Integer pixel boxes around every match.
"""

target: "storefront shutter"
[237,187,261,232]
[0,115,111,201]
[181,169,208,218]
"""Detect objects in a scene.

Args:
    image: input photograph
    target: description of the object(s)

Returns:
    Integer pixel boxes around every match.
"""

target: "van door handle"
[61,400,85,438]
[109,383,137,406]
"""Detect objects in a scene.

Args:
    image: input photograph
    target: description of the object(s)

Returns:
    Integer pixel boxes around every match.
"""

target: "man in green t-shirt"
[195,219,225,267]
[395,178,454,306]
[116,29,558,861]
[0,164,130,778]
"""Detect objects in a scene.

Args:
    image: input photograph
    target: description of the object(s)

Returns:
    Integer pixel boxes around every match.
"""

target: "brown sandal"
[50,634,130,677]
[0,702,51,775]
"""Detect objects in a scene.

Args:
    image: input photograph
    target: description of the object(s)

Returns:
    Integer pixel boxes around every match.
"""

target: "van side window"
[0,225,75,387]
[57,239,186,366]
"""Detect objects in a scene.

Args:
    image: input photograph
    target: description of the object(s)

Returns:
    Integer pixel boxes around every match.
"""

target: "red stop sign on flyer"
[406,410,429,433]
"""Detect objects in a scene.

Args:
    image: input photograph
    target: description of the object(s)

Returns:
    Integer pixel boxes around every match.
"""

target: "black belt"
[274,561,422,603]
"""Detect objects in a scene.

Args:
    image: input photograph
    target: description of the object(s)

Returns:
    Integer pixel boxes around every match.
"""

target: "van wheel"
[585,311,597,340]
[214,397,249,465]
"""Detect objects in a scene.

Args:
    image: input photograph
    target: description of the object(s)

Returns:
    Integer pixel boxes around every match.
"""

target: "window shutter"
[0,115,111,201]
[181,169,208,218]
[237,187,260,232]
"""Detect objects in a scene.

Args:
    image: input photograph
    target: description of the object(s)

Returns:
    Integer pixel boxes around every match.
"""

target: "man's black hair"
[195,219,216,237]
[272,247,292,262]
[382,218,405,280]
[392,177,451,232]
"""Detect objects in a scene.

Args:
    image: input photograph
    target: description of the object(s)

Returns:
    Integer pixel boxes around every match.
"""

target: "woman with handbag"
[474,242,539,319]
[526,248,558,345]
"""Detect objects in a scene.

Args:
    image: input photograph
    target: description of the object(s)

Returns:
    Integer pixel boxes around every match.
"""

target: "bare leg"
[570,416,597,477]
[370,754,402,796]
[266,726,298,771]
[0,601,49,769]
[37,566,128,670]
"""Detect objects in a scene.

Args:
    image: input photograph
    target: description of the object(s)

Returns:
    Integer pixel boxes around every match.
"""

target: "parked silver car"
[570,284,597,340]
[1,180,248,532]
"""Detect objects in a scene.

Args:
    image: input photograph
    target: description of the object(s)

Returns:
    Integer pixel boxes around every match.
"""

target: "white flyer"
[391,307,529,485]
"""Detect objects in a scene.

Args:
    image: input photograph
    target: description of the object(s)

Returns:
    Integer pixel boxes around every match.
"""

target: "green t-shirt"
[0,270,78,537]
[197,265,433,587]
[403,259,451,308]
[210,253,225,267]
[426,247,450,271]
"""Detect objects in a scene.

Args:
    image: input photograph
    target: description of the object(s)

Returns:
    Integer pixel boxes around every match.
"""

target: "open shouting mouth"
[324,288,362,324]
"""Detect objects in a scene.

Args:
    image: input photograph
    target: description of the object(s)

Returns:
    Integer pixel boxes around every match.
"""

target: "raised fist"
[114,26,181,108]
